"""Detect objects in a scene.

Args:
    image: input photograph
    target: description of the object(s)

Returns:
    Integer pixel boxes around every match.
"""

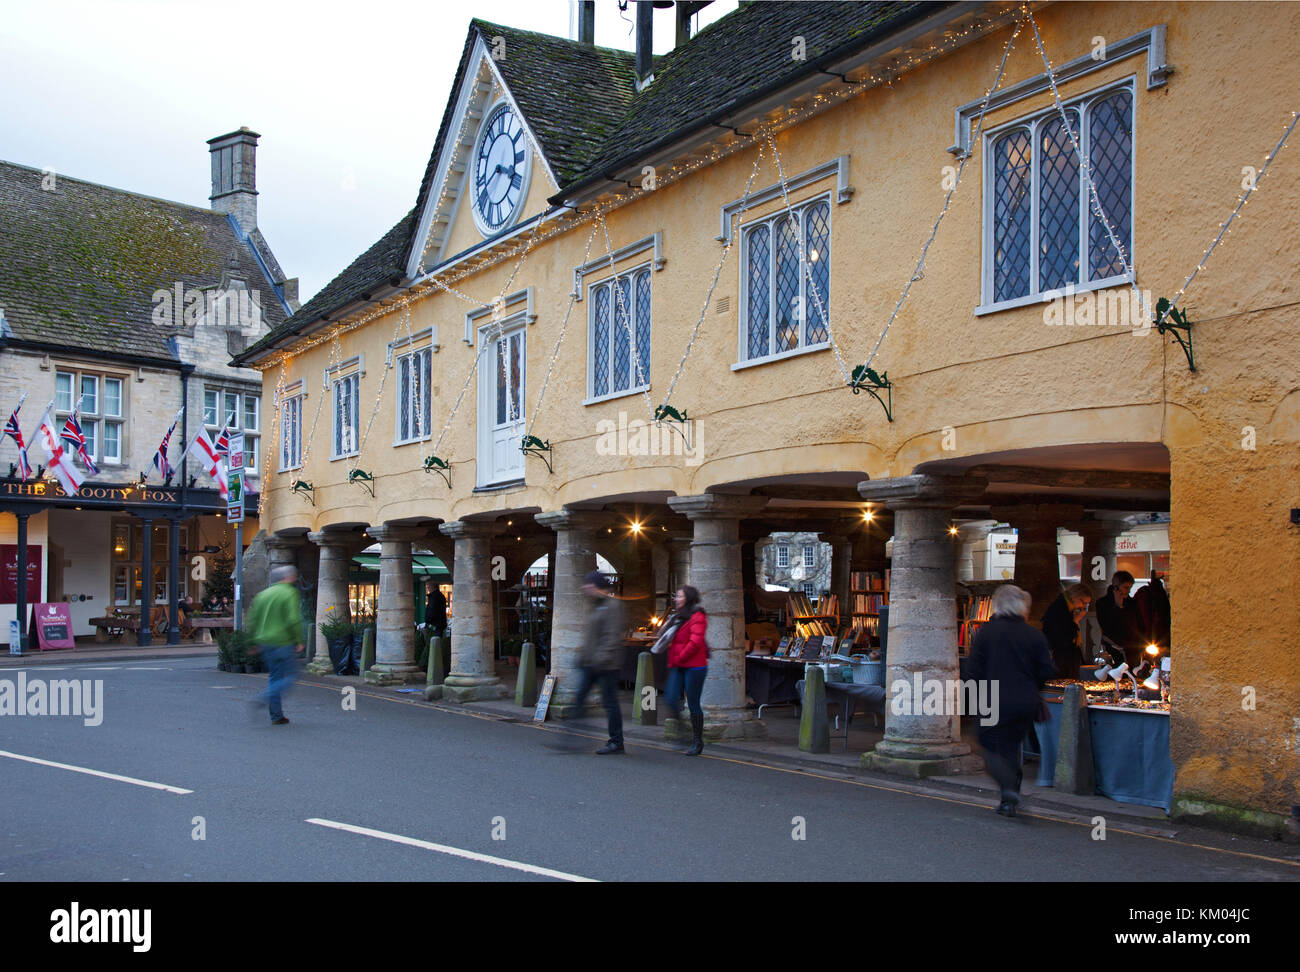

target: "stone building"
[236,3,1299,832]
[0,129,297,646]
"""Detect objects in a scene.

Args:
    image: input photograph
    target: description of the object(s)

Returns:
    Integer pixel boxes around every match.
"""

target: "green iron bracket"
[653,403,693,448]
[848,365,894,422]
[423,454,452,487]
[348,468,376,498]
[1155,297,1196,372]
[520,435,553,474]
[290,480,315,506]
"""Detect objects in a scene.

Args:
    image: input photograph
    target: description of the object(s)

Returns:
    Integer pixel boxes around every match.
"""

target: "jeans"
[572,667,623,746]
[664,666,707,719]
[258,644,299,721]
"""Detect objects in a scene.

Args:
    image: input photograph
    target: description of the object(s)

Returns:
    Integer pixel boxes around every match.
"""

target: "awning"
[351,553,449,577]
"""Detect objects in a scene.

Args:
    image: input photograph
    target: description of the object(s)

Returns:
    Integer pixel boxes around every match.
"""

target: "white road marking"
[0,750,192,795]
[305,818,597,882]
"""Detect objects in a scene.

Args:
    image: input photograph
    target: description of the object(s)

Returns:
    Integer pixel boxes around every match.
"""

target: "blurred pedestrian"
[654,585,709,756]
[246,565,304,725]
[424,581,448,638]
[967,584,1055,818]
[570,571,627,754]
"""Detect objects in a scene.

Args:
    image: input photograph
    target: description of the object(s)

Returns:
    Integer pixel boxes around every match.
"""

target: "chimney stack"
[207,127,260,236]
[578,1,595,44]
[635,1,654,87]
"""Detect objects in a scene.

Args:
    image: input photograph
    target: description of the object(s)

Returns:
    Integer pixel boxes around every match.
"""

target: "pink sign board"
[30,602,75,651]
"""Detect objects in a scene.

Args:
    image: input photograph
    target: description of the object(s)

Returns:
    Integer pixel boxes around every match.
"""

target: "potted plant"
[216,630,232,671]
[351,612,375,675]
[320,610,356,676]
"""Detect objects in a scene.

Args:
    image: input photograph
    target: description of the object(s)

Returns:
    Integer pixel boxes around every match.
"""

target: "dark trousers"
[979,717,1032,800]
[573,667,623,746]
[664,666,707,719]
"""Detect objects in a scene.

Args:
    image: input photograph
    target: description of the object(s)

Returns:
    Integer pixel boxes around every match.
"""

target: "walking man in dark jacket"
[968,584,1056,817]
[570,571,627,754]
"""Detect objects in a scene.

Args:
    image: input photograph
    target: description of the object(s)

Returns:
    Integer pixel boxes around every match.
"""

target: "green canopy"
[351,553,449,577]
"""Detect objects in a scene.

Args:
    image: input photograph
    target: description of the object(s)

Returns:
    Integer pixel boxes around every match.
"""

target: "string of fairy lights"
[253,4,1295,523]
[596,208,655,417]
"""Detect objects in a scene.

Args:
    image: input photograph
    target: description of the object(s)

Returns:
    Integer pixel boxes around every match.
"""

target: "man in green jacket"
[246,564,305,725]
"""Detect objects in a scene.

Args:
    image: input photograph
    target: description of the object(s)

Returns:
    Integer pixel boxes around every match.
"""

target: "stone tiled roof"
[0,160,290,365]
[244,1,945,362]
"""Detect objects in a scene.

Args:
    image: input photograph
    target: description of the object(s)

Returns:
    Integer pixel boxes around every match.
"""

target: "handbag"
[650,620,681,655]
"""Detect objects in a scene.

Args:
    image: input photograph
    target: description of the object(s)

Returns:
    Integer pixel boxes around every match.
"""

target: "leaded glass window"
[742,194,832,362]
[589,267,651,399]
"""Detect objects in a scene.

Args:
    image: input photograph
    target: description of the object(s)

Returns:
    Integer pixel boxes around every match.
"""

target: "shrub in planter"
[320,612,357,676]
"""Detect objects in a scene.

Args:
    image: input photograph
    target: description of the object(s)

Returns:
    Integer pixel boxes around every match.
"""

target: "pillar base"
[441,675,508,703]
[873,738,972,761]
[364,664,425,686]
[860,750,984,779]
[665,708,765,742]
[306,656,336,676]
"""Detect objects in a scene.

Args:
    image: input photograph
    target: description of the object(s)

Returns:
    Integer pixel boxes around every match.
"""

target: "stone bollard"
[360,626,375,676]
[633,651,658,726]
[1054,683,1095,794]
[426,635,446,686]
[414,630,428,670]
[515,642,538,707]
[799,667,830,754]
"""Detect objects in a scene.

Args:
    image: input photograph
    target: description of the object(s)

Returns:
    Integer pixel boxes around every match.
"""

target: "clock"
[472,102,529,234]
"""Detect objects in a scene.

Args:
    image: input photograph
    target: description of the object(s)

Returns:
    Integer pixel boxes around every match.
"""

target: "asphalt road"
[1,658,1297,882]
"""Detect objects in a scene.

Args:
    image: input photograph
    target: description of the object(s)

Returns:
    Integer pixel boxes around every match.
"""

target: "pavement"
[3,649,1297,881]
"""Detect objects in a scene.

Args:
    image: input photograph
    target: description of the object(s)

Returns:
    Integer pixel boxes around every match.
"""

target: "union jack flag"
[60,411,99,476]
[152,418,178,481]
[213,412,235,458]
[3,400,32,480]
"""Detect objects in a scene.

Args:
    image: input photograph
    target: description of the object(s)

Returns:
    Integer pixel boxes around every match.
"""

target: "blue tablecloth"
[1034,698,1174,812]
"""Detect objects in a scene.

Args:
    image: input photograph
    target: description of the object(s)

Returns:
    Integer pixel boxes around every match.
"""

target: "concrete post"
[307,530,357,674]
[995,504,1083,624]
[363,523,427,684]
[535,510,607,714]
[438,520,507,702]
[858,475,986,777]
[667,494,769,740]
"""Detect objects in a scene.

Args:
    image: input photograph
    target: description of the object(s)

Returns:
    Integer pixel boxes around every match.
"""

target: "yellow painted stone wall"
[259,1,1300,815]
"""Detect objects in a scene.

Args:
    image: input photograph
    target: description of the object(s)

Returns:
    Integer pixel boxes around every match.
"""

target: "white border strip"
[0,749,193,795]
[305,818,597,882]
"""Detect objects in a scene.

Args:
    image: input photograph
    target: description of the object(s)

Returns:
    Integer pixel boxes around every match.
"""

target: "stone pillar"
[138,515,154,647]
[858,475,986,776]
[438,520,508,702]
[307,530,358,674]
[1077,516,1127,599]
[363,524,429,684]
[535,511,606,713]
[818,530,853,617]
[667,494,769,739]
[667,534,692,594]
[995,503,1082,625]
[955,519,998,583]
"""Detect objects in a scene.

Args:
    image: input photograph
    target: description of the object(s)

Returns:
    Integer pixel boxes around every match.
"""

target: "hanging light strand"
[860,17,1023,373]
[595,208,656,416]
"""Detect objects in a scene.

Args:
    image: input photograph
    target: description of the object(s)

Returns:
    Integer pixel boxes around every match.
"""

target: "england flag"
[185,428,229,499]
[36,409,86,497]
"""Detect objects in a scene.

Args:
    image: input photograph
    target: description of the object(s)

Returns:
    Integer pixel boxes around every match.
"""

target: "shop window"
[1116,553,1149,580]
[982,81,1134,311]
[396,347,433,444]
[740,195,831,364]
[588,267,651,402]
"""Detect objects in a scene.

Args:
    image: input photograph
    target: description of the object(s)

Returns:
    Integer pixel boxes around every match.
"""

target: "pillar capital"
[264,532,307,554]
[1074,515,1130,540]
[990,502,1085,527]
[438,519,506,540]
[667,493,769,520]
[367,523,431,544]
[308,528,366,550]
[857,474,985,511]
[534,510,613,534]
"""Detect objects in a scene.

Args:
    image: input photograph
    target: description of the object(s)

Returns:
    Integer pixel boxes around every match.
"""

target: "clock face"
[473,103,528,233]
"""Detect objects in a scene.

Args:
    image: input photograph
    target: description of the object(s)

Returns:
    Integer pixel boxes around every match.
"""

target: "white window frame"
[977,77,1137,316]
[331,373,360,460]
[776,545,789,569]
[394,345,434,446]
[279,388,303,472]
[584,262,652,405]
[204,385,260,477]
[734,191,833,370]
[54,367,126,466]
[803,544,815,569]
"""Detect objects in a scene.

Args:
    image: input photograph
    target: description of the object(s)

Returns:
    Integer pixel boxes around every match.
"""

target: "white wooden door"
[478,325,525,485]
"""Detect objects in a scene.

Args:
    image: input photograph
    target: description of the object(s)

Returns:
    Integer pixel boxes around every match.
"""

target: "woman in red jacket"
[659,585,709,756]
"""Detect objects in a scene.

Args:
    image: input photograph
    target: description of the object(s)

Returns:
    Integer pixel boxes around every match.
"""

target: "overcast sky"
[0,0,739,305]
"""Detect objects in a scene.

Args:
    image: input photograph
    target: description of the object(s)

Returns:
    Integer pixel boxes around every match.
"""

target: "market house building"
[237,2,1300,834]
[0,130,297,647]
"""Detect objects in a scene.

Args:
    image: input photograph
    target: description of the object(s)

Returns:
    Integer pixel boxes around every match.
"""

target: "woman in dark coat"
[967,584,1056,817]
[1041,582,1094,678]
